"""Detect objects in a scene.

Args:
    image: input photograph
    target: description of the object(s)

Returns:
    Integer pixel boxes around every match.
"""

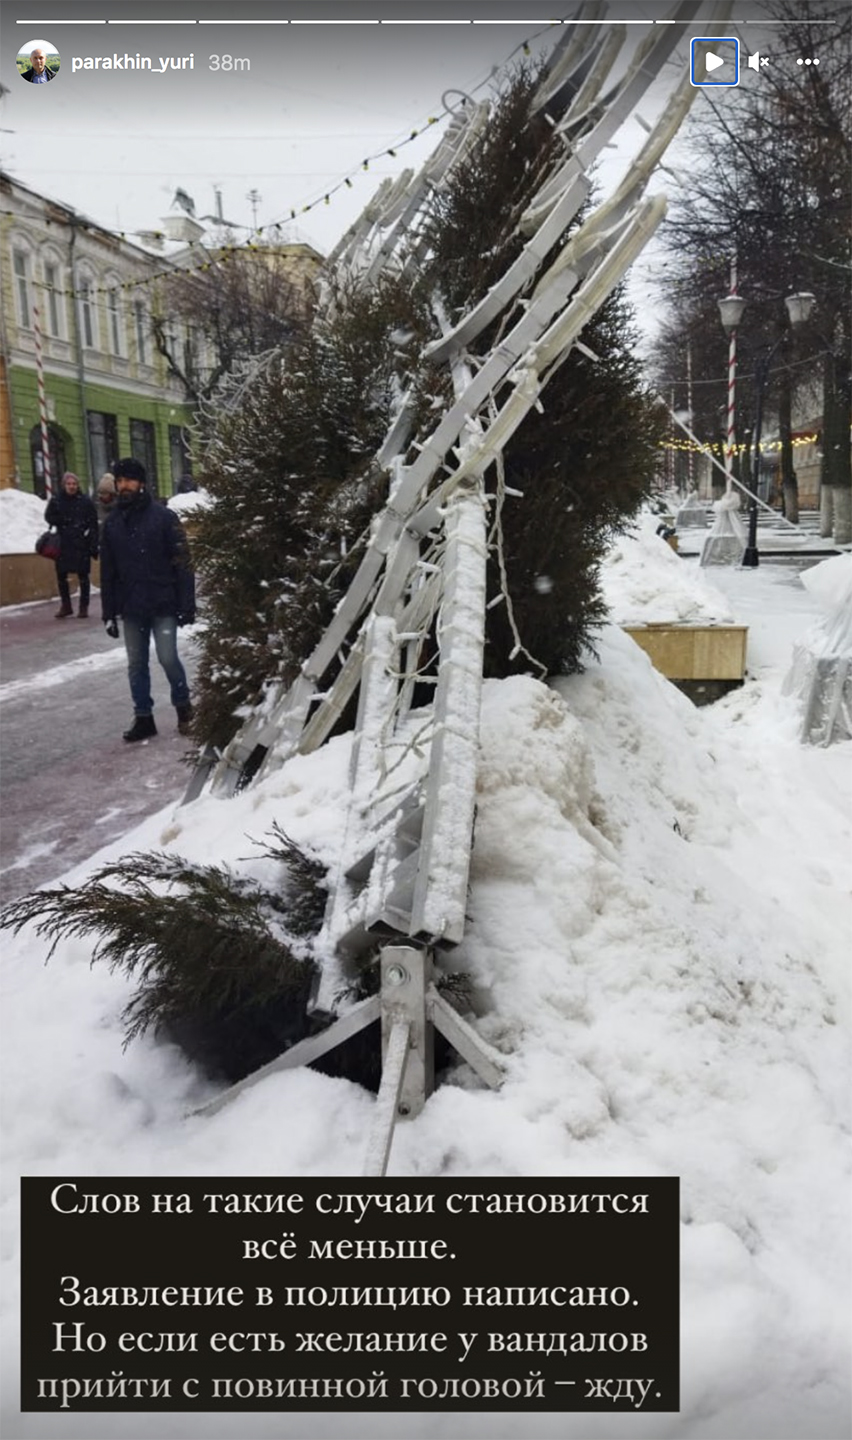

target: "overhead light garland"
[5,15,560,287]
[659,434,820,454]
[4,231,323,301]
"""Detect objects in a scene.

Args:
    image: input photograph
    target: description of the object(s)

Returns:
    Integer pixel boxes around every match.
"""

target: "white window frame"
[183,322,195,377]
[105,279,125,357]
[13,249,32,329]
[42,254,65,339]
[134,298,148,365]
[77,268,99,350]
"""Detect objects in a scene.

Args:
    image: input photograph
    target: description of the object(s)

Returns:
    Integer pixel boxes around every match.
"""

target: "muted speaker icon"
[747,51,768,70]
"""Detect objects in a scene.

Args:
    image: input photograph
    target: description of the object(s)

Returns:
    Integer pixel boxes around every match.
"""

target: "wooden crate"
[622,623,747,681]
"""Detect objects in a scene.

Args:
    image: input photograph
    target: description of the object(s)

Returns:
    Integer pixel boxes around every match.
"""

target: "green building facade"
[6,366,194,499]
[1,171,195,497]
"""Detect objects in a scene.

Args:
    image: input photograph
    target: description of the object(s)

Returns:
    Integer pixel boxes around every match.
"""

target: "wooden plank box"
[622,623,748,681]
[1,555,101,607]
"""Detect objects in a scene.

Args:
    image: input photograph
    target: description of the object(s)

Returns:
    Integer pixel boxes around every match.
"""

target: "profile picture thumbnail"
[17,39,60,84]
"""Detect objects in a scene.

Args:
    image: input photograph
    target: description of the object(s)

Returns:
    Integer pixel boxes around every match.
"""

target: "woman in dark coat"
[44,472,99,618]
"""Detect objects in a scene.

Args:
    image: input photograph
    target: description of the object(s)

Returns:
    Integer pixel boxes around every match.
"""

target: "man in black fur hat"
[100,458,195,743]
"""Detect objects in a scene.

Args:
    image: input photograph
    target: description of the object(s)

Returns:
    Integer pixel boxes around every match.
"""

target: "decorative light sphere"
[785,292,816,329]
[718,294,746,334]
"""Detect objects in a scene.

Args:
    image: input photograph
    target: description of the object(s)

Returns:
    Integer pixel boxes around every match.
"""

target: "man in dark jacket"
[44,471,99,618]
[100,458,195,743]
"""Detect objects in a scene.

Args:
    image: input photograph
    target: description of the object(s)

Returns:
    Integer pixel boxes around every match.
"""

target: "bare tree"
[151,240,317,412]
[652,1,851,533]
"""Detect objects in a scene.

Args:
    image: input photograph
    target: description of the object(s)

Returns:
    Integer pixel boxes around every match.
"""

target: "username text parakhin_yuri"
[71,54,195,72]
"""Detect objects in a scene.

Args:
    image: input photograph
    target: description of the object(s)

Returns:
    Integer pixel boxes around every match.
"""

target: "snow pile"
[167,487,211,517]
[0,488,46,555]
[799,552,852,655]
[783,553,852,744]
[601,509,735,625]
[0,521,849,1437]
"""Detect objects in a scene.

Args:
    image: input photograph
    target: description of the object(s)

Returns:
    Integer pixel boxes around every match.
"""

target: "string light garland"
[1,229,321,301]
[654,347,832,386]
[659,434,820,453]
[1,18,560,302]
[13,248,830,456]
[257,17,559,236]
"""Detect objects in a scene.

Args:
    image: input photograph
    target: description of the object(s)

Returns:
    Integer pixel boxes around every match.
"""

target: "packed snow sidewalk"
[1,512,849,1440]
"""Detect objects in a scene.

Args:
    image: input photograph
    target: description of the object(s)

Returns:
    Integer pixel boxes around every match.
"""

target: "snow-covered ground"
[1,513,849,1440]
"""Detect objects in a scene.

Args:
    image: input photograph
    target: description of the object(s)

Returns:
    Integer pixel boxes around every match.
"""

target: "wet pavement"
[0,593,199,905]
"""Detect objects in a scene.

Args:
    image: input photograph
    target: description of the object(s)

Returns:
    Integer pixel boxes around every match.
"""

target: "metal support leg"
[188,995,380,1119]
[380,946,434,1120]
[363,1019,411,1178]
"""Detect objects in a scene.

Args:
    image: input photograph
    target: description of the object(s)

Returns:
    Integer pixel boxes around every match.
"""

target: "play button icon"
[690,36,740,87]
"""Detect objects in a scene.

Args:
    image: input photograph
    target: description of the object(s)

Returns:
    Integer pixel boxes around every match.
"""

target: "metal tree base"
[193,946,505,1176]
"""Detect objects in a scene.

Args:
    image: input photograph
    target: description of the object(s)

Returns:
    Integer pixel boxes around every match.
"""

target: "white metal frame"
[188,3,732,1171]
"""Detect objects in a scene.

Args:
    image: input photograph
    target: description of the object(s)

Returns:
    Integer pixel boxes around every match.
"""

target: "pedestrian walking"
[44,471,99,618]
[100,458,195,743]
[95,472,117,538]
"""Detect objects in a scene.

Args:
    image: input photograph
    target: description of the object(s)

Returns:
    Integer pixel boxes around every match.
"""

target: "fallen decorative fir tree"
[189,64,664,749]
[0,827,327,1083]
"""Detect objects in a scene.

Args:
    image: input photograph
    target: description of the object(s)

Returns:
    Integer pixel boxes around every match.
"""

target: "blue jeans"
[123,614,190,716]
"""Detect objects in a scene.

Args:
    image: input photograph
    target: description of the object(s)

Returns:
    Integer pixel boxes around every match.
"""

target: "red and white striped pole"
[724,255,738,495]
[33,300,52,495]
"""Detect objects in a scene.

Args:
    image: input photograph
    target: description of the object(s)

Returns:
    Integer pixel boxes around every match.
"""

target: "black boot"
[55,603,73,619]
[123,715,157,743]
[175,703,194,735]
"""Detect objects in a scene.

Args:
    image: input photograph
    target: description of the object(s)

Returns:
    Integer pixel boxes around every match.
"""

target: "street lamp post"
[743,336,785,567]
[718,290,745,496]
[717,289,809,569]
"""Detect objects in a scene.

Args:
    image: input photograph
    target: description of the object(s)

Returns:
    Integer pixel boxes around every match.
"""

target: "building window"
[130,418,158,494]
[107,288,124,356]
[134,300,148,364]
[169,424,192,492]
[183,325,195,379]
[78,280,97,349]
[13,250,31,328]
[87,411,119,481]
[43,262,63,337]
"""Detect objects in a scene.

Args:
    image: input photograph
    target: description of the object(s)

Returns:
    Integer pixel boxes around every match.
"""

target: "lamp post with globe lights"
[717,291,745,499]
[718,290,813,568]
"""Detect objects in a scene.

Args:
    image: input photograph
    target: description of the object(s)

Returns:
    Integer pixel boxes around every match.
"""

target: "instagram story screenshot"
[0,3,850,1439]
